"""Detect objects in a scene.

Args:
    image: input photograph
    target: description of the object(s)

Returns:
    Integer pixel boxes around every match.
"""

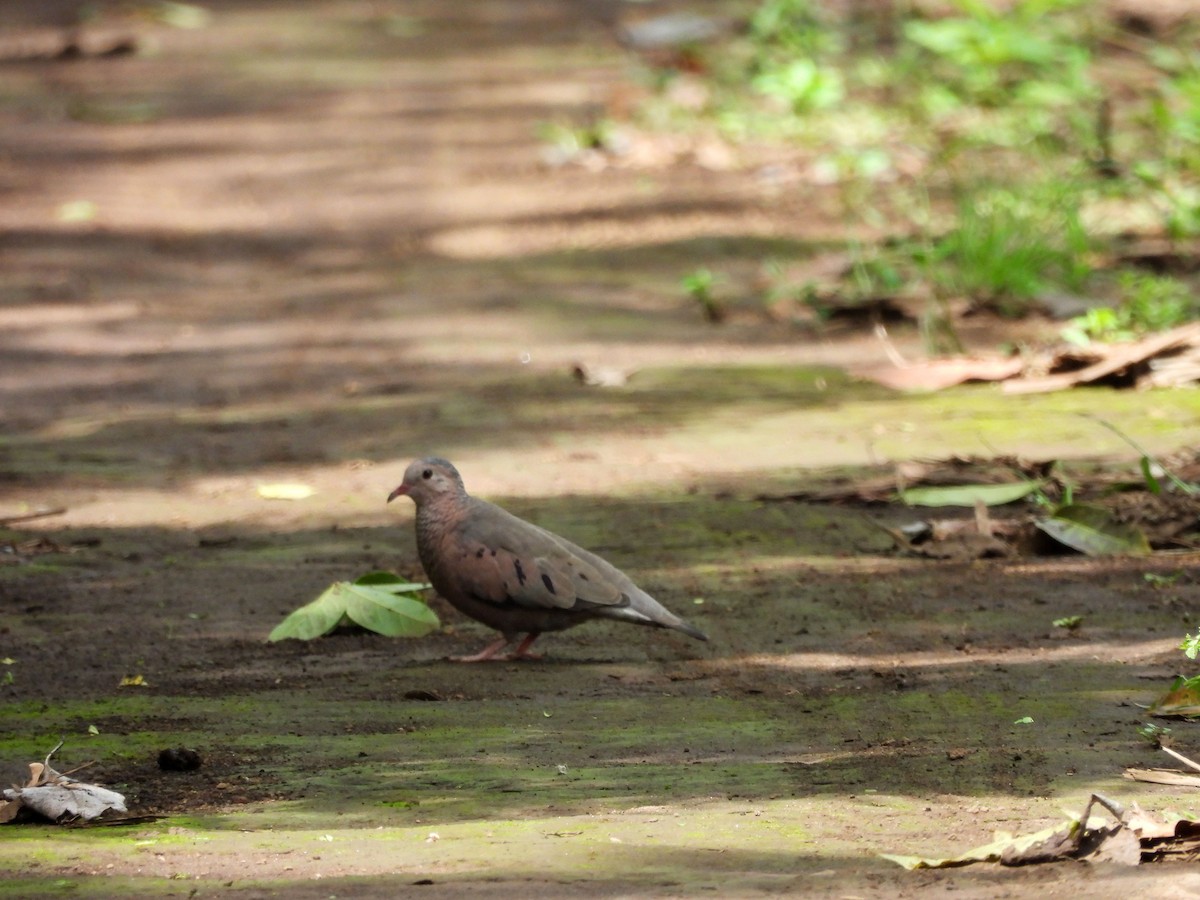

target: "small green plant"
[1060,307,1133,345]
[1133,163,1200,240]
[901,0,1095,109]
[537,118,624,165]
[752,59,844,113]
[681,268,724,322]
[748,0,839,60]
[1086,415,1200,497]
[1182,633,1200,660]
[848,248,907,300]
[1062,272,1198,345]
[1053,615,1083,630]
[1147,50,1200,174]
[931,184,1092,315]
[1147,572,1182,589]
[698,0,850,136]
[1137,722,1172,745]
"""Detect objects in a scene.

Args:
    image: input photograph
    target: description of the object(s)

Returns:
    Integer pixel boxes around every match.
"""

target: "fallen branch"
[0,507,67,527]
[1160,744,1200,774]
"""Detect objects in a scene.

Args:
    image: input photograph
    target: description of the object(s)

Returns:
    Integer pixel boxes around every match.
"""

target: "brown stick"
[1161,745,1200,774]
[0,507,67,526]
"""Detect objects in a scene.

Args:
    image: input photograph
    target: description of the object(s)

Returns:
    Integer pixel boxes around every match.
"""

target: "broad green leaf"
[268,588,347,641]
[353,571,431,593]
[1182,633,1200,660]
[269,578,437,641]
[341,584,440,637]
[899,480,1041,507]
[1035,504,1151,556]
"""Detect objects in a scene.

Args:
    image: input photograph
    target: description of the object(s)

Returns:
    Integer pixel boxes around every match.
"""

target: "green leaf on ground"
[899,480,1042,507]
[353,571,431,593]
[340,583,440,637]
[268,576,437,641]
[267,592,347,641]
[1035,504,1152,556]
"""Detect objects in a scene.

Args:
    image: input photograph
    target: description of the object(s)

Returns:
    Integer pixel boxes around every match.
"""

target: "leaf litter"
[759,448,1199,561]
[883,792,1200,869]
[2,742,127,825]
[853,321,1200,392]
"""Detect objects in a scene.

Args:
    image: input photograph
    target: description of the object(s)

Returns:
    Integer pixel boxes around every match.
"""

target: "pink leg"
[450,633,544,663]
[506,633,542,660]
[451,635,511,663]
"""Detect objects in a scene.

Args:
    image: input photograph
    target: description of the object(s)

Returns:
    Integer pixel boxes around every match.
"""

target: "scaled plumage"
[387,457,708,661]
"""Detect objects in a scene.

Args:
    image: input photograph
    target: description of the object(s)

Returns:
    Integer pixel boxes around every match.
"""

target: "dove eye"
[422,469,433,479]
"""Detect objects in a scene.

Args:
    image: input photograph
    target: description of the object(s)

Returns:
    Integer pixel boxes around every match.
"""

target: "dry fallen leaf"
[1005,322,1200,394]
[1124,768,1200,788]
[1148,679,1200,719]
[2,744,127,824]
[256,483,315,501]
[854,355,1025,391]
[883,793,1200,869]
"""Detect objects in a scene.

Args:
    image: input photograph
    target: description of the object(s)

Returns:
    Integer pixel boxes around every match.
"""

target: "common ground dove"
[387,457,708,661]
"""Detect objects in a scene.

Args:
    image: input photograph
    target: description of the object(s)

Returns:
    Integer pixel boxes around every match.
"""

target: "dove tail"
[672,620,709,641]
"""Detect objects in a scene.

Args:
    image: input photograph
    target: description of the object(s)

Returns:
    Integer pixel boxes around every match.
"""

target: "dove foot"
[450,636,511,662]
[450,633,543,662]
[504,633,543,660]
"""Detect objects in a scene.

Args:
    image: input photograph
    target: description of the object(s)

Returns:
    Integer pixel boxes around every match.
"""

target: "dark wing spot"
[578,572,589,581]
[514,559,527,586]
[541,573,556,595]
[490,550,497,557]
[475,548,485,558]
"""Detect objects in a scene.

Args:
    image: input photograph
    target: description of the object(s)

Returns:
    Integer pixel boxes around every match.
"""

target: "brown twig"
[0,507,67,527]
[1161,745,1200,774]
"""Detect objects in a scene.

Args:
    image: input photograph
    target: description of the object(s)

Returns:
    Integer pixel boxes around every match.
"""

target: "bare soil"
[3,2,1200,897]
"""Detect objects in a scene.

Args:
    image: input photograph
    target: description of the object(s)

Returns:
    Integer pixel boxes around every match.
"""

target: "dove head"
[387,457,465,506]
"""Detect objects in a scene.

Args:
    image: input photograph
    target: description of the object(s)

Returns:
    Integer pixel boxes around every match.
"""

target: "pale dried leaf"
[1126,804,1181,840]
[256,483,315,501]
[1084,825,1142,866]
[1005,322,1200,394]
[4,782,127,822]
[881,823,1069,869]
[854,355,1024,391]
[1124,767,1200,787]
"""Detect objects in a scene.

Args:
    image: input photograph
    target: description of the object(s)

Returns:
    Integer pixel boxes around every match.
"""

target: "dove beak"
[386,485,409,503]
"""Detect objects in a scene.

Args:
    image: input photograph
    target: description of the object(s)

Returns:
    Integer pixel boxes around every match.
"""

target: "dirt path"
[3,2,1200,897]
